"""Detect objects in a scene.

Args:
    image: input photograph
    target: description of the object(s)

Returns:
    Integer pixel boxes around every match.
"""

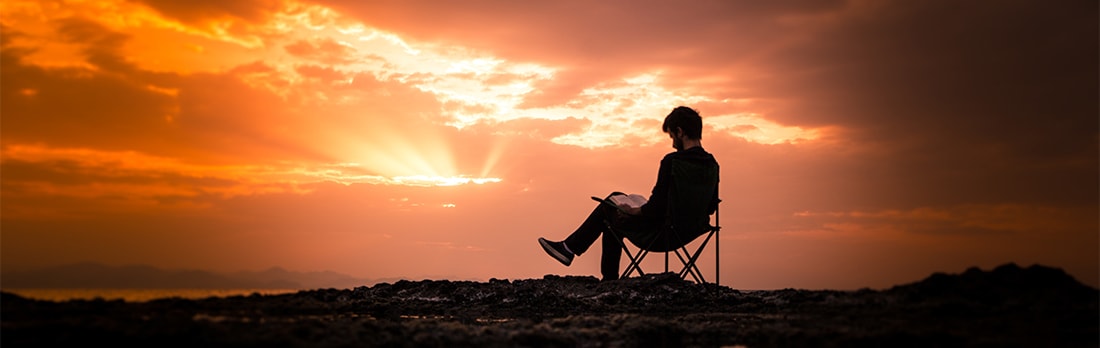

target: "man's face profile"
[670,128,684,151]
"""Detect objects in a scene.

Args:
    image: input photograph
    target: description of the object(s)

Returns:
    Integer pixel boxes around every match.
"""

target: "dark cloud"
[0,26,178,152]
[760,1,1099,208]
[55,17,128,49]
[53,17,141,73]
[127,0,285,24]
[317,0,845,102]
[0,157,246,208]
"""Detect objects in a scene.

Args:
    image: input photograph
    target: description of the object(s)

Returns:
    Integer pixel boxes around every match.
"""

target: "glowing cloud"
[301,163,501,187]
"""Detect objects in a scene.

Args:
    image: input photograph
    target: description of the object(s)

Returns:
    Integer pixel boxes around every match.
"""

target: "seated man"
[538,106,720,281]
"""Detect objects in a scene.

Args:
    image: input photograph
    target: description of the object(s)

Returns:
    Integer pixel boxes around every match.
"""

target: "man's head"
[662,106,703,150]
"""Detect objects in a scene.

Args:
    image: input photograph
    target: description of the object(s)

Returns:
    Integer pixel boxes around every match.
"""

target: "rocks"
[2,264,1096,347]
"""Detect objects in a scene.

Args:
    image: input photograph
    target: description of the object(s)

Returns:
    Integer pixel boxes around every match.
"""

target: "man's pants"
[562,192,647,280]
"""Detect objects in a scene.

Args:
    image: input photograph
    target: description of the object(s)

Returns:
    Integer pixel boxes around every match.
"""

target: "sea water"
[2,288,300,302]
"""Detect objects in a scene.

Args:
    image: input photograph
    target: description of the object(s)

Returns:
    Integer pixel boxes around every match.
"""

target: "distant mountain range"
[0,262,394,290]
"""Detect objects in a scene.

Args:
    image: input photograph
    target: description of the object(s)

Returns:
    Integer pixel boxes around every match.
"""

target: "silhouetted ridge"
[888,263,1098,306]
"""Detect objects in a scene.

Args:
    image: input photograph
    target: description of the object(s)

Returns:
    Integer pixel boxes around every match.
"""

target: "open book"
[592,193,648,214]
[609,193,647,208]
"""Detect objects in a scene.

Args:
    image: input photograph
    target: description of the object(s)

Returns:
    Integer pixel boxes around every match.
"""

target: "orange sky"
[2,0,1097,289]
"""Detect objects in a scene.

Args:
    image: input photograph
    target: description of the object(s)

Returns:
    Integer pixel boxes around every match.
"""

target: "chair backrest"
[665,157,720,237]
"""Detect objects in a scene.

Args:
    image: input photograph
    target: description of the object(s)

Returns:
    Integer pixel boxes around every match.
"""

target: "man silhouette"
[538,106,720,281]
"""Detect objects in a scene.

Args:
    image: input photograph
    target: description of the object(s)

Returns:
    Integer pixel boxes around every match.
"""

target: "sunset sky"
[2,0,1096,290]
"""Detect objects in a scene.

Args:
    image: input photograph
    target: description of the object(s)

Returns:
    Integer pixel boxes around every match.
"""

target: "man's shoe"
[538,237,574,266]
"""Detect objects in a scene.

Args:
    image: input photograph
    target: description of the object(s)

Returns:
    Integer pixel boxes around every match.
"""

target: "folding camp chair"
[595,158,721,284]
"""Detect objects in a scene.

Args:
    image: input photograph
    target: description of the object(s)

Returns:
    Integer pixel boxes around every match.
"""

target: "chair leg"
[610,228,648,279]
[622,249,649,279]
[674,231,716,284]
[684,234,713,282]
[674,248,706,283]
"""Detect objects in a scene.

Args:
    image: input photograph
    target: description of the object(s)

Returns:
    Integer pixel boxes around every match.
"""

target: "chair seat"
[626,225,718,253]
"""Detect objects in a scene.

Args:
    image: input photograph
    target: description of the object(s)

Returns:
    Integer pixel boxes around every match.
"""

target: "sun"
[309,125,503,187]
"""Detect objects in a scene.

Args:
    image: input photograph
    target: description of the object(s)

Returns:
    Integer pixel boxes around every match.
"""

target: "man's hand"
[620,205,642,216]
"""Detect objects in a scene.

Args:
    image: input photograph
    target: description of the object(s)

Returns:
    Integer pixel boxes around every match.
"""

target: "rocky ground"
[2,263,1097,347]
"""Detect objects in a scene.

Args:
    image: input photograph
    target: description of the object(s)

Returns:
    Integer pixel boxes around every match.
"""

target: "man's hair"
[662,106,703,139]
